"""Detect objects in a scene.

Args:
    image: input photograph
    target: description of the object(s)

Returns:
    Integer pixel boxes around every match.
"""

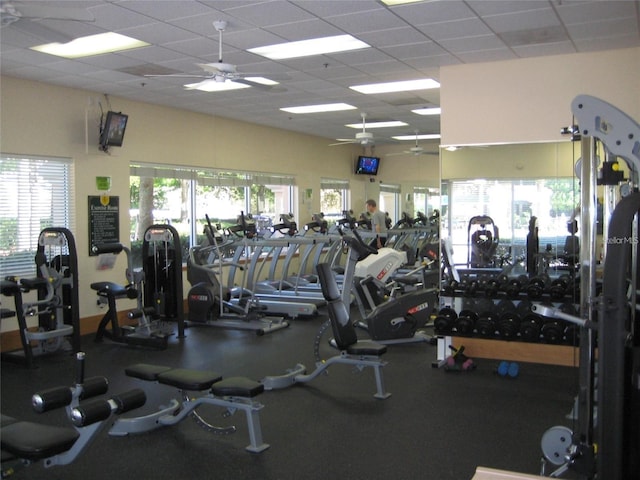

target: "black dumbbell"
[541,320,565,344]
[526,276,547,299]
[464,280,479,297]
[454,309,477,336]
[505,276,525,298]
[433,307,457,335]
[497,311,521,339]
[549,275,571,300]
[484,277,502,298]
[519,313,543,342]
[476,309,498,337]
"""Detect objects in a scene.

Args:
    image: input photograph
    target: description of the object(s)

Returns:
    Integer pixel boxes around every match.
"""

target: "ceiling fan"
[388,131,439,156]
[0,1,94,42]
[330,113,375,146]
[145,20,287,92]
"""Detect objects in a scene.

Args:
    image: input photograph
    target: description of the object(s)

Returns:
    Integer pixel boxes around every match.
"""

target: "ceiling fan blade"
[144,73,212,79]
[329,140,357,146]
[233,78,287,92]
[17,4,95,22]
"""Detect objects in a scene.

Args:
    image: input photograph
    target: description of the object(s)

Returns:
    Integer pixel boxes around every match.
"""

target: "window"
[379,183,400,226]
[130,163,295,265]
[413,187,440,220]
[442,178,579,265]
[0,155,74,277]
[320,178,350,227]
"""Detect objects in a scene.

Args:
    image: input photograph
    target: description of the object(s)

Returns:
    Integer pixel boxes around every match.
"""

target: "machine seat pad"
[90,281,128,297]
[158,368,223,391]
[125,363,173,381]
[0,417,79,460]
[346,340,387,357]
[210,377,264,398]
[1,308,15,319]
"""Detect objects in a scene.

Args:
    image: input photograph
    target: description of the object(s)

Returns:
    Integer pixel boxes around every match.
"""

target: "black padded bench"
[110,364,269,453]
[1,414,79,462]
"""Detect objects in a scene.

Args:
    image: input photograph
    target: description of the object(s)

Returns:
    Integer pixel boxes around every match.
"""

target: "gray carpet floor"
[1,313,579,480]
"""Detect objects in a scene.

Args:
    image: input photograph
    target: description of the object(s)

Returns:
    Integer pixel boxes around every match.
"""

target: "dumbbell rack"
[435,268,581,366]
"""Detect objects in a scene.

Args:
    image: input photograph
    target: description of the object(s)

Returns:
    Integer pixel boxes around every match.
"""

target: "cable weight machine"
[141,224,185,338]
[538,95,640,479]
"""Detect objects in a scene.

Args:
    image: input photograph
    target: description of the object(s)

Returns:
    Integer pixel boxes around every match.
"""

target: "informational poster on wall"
[88,195,119,256]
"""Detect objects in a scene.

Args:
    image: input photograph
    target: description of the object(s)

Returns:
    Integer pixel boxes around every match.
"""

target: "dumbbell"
[463,280,480,297]
[549,275,570,300]
[442,279,460,296]
[526,276,548,300]
[541,320,565,344]
[484,277,502,298]
[454,309,477,336]
[505,275,526,298]
[433,307,457,335]
[519,313,543,342]
[495,299,516,317]
[476,309,498,338]
[497,310,522,339]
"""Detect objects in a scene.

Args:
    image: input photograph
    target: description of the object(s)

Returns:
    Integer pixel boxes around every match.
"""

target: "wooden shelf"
[451,337,580,367]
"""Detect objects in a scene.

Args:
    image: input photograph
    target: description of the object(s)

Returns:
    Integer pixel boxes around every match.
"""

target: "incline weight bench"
[262,261,391,399]
[109,363,269,453]
[0,353,145,474]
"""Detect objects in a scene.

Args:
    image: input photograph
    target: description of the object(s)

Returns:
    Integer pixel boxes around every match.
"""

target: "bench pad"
[346,340,387,356]
[157,368,222,391]
[211,377,264,398]
[125,363,173,381]
[0,416,79,460]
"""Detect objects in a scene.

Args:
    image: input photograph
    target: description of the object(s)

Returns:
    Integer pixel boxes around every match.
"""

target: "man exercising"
[365,199,388,249]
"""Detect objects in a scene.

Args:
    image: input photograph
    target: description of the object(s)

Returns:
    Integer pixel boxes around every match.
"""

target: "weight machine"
[538,95,640,479]
[1,228,80,368]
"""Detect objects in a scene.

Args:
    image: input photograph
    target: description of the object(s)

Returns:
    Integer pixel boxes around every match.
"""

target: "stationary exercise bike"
[315,227,437,360]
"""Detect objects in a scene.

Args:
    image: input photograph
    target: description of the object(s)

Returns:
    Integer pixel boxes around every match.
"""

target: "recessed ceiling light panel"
[31,33,149,58]
[350,78,440,94]
[412,107,441,115]
[346,121,408,129]
[280,103,357,114]
[248,35,369,60]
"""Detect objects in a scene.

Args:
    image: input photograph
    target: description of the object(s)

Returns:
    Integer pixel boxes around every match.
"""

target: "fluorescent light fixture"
[280,103,357,114]
[346,121,408,129]
[184,80,250,92]
[248,34,370,60]
[350,78,440,94]
[392,134,441,141]
[31,32,149,58]
[412,107,441,115]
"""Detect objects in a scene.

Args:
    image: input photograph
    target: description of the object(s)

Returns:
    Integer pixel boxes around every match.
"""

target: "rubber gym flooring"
[0,311,579,480]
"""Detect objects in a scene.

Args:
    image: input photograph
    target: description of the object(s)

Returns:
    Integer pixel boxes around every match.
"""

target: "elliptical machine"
[186,216,290,335]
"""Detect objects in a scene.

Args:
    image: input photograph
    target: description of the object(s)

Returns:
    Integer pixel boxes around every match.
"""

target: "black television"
[99,111,128,151]
[355,155,380,175]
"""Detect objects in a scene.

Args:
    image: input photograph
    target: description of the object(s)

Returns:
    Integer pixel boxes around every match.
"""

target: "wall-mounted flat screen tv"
[355,155,380,175]
[99,111,128,150]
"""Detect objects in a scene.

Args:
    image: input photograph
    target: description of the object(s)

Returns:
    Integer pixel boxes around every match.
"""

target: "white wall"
[440,47,640,147]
